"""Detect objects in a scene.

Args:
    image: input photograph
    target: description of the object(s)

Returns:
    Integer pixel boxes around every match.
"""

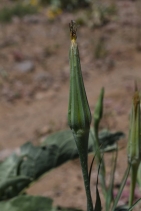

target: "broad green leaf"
[0,195,52,211]
[0,176,31,200]
[0,195,82,211]
[98,130,124,151]
[43,128,124,153]
[0,128,124,200]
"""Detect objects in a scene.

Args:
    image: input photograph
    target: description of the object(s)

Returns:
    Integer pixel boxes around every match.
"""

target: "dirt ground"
[0,0,141,210]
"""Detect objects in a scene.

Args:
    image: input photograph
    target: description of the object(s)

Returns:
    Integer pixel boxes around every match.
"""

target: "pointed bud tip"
[69,20,77,41]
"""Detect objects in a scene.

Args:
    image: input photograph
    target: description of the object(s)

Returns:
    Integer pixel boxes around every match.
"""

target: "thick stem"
[73,130,93,211]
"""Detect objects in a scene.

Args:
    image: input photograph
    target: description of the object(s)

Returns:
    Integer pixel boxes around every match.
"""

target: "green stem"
[94,123,107,198]
[112,163,131,211]
[129,163,139,207]
[73,131,93,211]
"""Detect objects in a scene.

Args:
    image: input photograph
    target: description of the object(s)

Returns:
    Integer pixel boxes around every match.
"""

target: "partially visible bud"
[128,88,141,165]
[94,87,104,131]
[68,21,91,134]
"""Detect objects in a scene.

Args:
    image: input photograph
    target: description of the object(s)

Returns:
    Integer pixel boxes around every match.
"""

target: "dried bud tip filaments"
[69,20,77,41]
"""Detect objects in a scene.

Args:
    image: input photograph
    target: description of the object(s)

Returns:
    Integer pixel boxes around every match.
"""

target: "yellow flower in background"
[46,7,62,20]
[30,0,39,6]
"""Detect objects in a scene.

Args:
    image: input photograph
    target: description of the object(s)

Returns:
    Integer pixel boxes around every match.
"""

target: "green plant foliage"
[0,195,82,211]
[94,161,102,211]
[43,128,124,153]
[0,129,124,200]
[39,0,91,10]
[91,2,117,27]
[0,3,37,22]
[94,37,107,59]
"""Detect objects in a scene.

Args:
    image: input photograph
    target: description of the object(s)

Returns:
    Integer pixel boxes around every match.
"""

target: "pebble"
[104,23,118,33]
[35,126,52,137]
[34,72,52,82]
[14,60,35,73]
[23,15,46,24]
[34,72,53,90]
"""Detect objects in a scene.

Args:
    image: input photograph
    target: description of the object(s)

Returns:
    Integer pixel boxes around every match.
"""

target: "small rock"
[52,83,60,91]
[23,15,46,24]
[34,72,52,90]
[105,23,118,33]
[34,92,47,100]
[14,60,35,73]
[34,72,51,82]
[46,90,56,99]
[11,50,24,62]
[12,16,20,24]
[35,125,52,137]
[60,67,69,81]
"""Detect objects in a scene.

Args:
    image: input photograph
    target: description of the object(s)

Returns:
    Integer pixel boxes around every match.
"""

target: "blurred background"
[0,0,141,210]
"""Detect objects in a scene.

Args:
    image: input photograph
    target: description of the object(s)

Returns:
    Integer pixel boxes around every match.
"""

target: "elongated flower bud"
[68,21,93,211]
[128,89,141,165]
[68,21,91,134]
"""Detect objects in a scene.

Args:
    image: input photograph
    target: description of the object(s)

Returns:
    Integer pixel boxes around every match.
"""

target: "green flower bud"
[68,21,93,211]
[68,21,91,134]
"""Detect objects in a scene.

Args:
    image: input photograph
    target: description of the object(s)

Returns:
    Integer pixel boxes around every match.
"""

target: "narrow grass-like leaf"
[95,186,102,211]
[112,164,131,211]
[128,198,141,211]
[88,155,95,185]
[106,146,118,211]
[94,156,103,211]
[93,88,106,197]
[88,143,104,185]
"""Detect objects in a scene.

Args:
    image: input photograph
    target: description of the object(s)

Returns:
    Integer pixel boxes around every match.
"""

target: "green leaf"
[0,176,31,200]
[88,155,95,184]
[0,195,82,211]
[128,198,141,211]
[43,128,124,153]
[94,158,102,211]
[112,164,131,211]
[0,128,124,200]
[106,148,118,211]
[0,195,52,211]
[98,130,124,151]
